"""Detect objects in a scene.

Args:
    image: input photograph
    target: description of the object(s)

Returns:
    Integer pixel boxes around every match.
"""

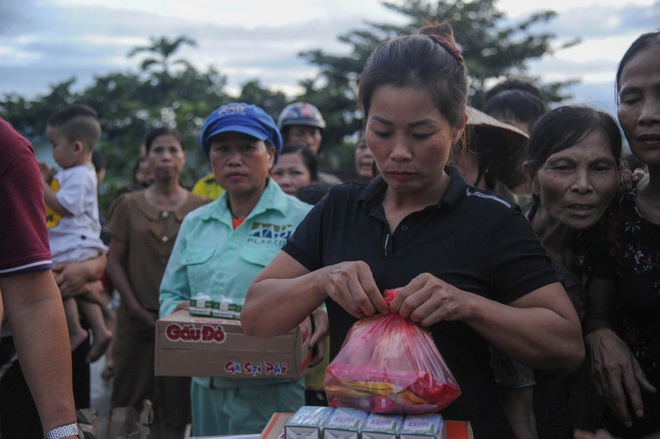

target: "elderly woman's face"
[209,132,275,198]
[530,129,619,230]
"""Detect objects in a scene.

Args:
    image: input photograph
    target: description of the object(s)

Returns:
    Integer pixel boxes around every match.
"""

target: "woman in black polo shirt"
[242,22,584,438]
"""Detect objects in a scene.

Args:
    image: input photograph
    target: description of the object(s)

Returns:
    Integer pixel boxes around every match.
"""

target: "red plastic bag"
[324,289,461,414]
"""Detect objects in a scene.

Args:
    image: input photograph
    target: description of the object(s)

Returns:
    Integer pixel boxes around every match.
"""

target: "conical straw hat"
[464,106,529,189]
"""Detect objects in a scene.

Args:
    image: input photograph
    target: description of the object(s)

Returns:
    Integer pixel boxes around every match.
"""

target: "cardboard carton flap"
[155,310,312,379]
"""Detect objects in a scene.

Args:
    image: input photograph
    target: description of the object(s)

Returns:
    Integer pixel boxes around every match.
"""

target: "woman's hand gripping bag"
[324,289,461,414]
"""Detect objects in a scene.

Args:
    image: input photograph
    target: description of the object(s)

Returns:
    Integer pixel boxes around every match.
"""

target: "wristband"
[44,423,84,439]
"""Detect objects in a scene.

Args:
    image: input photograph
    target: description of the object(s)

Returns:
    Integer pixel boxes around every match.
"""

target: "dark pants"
[112,306,191,427]
[0,332,90,438]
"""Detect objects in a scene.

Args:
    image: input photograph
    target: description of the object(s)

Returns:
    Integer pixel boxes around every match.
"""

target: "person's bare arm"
[574,428,660,439]
[42,182,70,216]
[497,386,538,439]
[0,270,77,433]
[74,280,104,306]
[246,251,583,374]
[53,254,107,298]
[390,275,585,373]
[308,308,328,367]
[36,162,69,216]
[573,429,617,439]
[584,277,656,426]
[243,251,388,337]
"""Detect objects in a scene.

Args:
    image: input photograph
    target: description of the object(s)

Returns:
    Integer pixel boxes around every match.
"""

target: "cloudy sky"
[1,0,658,117]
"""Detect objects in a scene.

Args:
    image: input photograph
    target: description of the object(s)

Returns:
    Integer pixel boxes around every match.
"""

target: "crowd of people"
[0,22,658,439]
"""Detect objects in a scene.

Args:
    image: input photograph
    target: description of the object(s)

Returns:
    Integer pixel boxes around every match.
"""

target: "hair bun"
[419,22,456,45]
[420,22,464,66]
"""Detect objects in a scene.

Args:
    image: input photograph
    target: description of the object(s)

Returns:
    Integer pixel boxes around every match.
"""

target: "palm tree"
[128,35,198,78]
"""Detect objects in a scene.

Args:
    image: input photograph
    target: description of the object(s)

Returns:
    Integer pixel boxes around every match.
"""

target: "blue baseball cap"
[200,102,283,162]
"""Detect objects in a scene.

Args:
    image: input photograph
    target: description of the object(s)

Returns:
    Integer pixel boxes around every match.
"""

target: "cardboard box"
[322,407,368,439]
[261,412,294,439]
[399,414,445,439]
[155,310,312,378]
[361,413,403,439]
[262,412,472,439]
[190,436,259,439]
[285,406,334,439]
[444,421,473,439]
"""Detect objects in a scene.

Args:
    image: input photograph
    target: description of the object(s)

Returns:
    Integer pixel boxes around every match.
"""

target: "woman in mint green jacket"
[159,103,321,436]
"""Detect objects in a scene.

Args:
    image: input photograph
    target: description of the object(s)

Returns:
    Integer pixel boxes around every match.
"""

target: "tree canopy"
[128,35,198,78]
[298,0,579,151]
[0,0,580,203]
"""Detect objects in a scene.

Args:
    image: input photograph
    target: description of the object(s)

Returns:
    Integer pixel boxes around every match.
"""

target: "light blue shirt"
[159,178,312,388]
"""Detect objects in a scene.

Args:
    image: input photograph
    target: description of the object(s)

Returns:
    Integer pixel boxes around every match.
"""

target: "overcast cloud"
[0,0,658,117]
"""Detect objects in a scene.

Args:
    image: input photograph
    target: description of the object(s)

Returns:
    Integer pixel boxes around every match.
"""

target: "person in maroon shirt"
[0,116,83,438]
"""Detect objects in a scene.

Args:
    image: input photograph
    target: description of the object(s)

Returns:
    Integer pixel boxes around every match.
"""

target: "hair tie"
[429,34,465,67]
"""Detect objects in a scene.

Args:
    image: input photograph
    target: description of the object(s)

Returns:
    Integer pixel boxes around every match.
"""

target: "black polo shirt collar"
[358,166,468,211]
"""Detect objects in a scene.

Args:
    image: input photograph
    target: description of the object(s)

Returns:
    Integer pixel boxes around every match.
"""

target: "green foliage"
[236,80,289,121]
[128,35,198,78]
[1,79,78,144]
[297,0,580,171]
[0,35,232,212]
[1,0,581,205]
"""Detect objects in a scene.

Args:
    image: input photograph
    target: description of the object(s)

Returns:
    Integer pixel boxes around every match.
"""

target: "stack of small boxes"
[189,293,243,320]
[284,406,446,439]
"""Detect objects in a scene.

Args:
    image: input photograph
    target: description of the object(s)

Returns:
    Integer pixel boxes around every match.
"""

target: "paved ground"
[89,359,193,439]
[89,358,112,438]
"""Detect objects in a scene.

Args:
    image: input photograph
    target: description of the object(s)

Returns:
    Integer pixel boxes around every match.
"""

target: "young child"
[40,104,112,363]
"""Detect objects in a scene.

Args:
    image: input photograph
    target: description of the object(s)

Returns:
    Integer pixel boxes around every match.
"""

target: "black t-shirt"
[283,169,557,438]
